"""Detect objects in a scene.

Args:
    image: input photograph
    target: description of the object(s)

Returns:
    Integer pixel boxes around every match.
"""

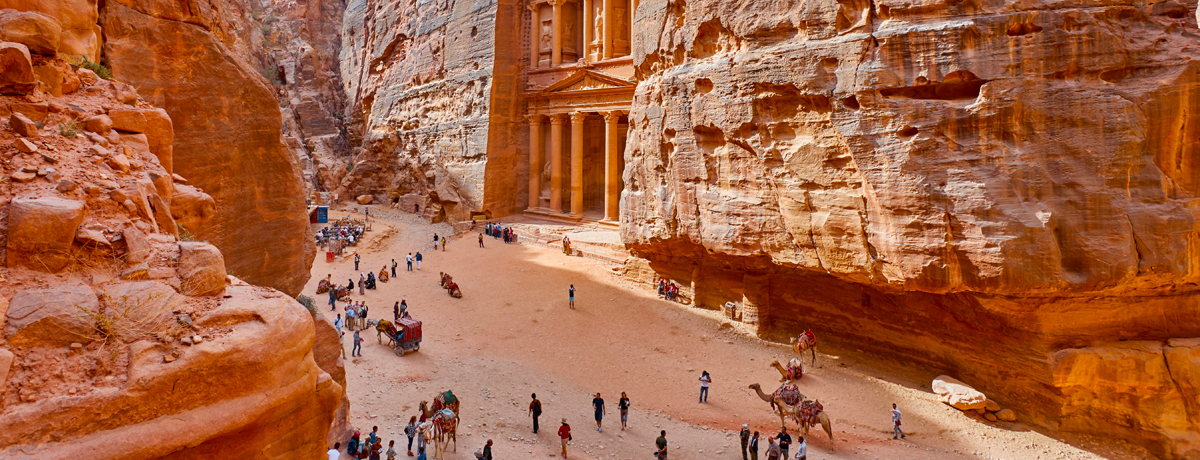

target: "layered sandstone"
[623,0,1200,457]
[1,49,346,458]
[97,0,314,296]
[336,0,525,221]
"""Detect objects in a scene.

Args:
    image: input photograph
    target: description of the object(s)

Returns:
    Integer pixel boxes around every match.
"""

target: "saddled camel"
[770,358,804,382]
[790,330,818,366]
[748,383,834,443]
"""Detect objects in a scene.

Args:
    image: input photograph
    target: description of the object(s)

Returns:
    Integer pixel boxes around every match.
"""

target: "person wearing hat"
[740,424,751,460]
[558,419,572,458]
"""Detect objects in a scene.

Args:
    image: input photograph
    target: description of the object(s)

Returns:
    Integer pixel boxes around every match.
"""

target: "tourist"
[699,371,711,403]
[329,286,338,310]
[404,416,418,456]
[557,419,571,459]
[391,259,397,277]
[415,251,422,270]
[892,403,906,439]
[592,392,605,432]
[618,392,630,430]
[568,284,575,309]
[433,233,439,250]
[750,431,760,460]
[417,424,428,453]
[369,438,382,460]
[654,430,668,459]
[346,306,357,331]
[529,393,542,434]
[334,314,343,335]
[401,299,408,315]
[359,273,366,295]
[407,253,413,271]
[328,443,341,460]
[362,303,369,323]
[765,436,779,460]
[348,431,361,456]
[352,330,363,357]
[657,278,665,297]
[355,253,360,270]
[777,427,791,460]
[417,445,426,460]
[478,233,484,248]
[441,237,447,251]
[386,440,397,460]
[480,439,493,460]
[368,426,379,446]
[794,436,806,460]
[740,424,750,460]
[393,302,400,322]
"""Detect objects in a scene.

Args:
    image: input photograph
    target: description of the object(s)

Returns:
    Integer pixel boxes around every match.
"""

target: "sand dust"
[307,209,1146,460]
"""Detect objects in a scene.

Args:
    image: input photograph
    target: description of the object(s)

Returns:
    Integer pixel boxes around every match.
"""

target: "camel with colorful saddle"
[770,358,805,383]
[791,330,818,366]
[419,390,460,458]
[749,383,833,443]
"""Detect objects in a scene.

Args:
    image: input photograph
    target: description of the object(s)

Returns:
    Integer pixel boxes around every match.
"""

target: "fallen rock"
[0,42,36,95]
[119,263,150,280]
[108,107,173,171]
[33,58,80,96]
[0,10,62,55]
[6,197,86,272]
[9,112,37,136]
[985,399,1000,412]
[55,179,77,192]
[84,114,112,135]
[170,184,216,232]
[0,348,13,389]
[984,412,998,422]
[121,226,151,264]
[11,170,36,182]
[356,194,373,205]
[932,375,988,411]
[996,409,1017,422]
[13,137,36,152]
[178,241,226,296]
[5,285,99,347]
[107,153,131,173]
[74,226,109,247]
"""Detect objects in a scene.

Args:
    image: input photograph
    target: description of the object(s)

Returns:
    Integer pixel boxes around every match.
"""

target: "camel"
[749,383,805,428]
[374,319,394,345]
[419,390,461,420]
[770,358,804,382]
[790,330,818,366]
[791,399,834,443]
[426,410,457,458]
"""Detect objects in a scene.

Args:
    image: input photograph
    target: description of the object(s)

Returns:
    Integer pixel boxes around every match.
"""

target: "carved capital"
[548,0,563,7]
[526,114,545,122]
[549,113,567,124]
[570,111,588,123]
[602,111,624,123]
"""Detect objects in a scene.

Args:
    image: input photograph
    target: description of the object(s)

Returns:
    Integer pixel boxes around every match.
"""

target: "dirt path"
[307,209,1142,460]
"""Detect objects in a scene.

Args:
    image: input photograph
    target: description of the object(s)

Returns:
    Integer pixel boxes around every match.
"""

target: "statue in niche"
[541,20,552,51]
[594,8,604,42]
[615,8,626,39]
[564,16,576,52]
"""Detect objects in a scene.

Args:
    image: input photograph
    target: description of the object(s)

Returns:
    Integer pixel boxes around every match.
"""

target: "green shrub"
[70,55,112,80]
[297,295,318,316]
[58,120,80,138]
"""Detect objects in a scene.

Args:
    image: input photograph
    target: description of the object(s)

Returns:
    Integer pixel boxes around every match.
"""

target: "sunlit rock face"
[621,0,1200,457]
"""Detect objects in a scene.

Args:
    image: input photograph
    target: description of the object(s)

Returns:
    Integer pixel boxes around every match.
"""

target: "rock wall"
[336,0,525,221]
[623,0,1200,457]
[98,0,314,296]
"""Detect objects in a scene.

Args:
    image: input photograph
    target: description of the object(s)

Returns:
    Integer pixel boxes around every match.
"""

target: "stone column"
[742,273,770,336]
[582,0,592,60]
[629,0,636,46]
[528,3,539,69]
[602,0,613,59]
[550,114,565,212]
[570,111,586,217]
[602,111,621,221]
[527,114,544,209]
[551,0,563,66]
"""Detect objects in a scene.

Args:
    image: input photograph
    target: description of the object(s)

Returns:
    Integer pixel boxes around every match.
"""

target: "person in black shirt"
[749,431,759,460]
[529,393,542,434]
[592,393,605,432]
[618,392,630,430]
[777,427,791,460]
[655,430,668,459]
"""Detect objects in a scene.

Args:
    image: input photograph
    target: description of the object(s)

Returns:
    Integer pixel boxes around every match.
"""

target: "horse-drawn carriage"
[376,318,422,356]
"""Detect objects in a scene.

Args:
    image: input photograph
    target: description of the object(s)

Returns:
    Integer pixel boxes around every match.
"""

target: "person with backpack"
[404,416,418,456]
[529,393,543,433]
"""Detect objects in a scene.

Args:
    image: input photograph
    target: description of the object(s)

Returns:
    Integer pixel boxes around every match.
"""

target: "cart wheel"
[395,347,404,356]
[414,343,420,352]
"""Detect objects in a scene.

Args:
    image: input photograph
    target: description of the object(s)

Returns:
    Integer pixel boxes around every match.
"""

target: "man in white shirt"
[327,443,341,460]
[794,436,806,460]
[892,403,906,439]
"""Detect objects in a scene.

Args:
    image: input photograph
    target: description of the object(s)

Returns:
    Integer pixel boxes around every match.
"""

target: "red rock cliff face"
[98,0,315,296]
[624,0,1200,457]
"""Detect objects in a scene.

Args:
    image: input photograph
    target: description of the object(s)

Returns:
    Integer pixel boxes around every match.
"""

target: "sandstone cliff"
[0,43,346,458]
[336,0,525,221]
[623,0,1200,457]
[92,0,315,296]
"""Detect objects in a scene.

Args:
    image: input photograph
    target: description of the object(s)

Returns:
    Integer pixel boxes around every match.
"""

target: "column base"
[598,218,620,230]
[523,207,585,223]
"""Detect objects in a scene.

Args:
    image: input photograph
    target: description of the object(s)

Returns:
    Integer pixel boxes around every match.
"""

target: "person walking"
[699,371,711,403]
[618,392,630,430]
[592,393,605,432]
[740,424,751,460]
[352,330,363,357]
[749,431,760,460]
[529,393,542,434]
[558,419,571,459]
[794,436,806,460]
[334,314,343,335]
[568,285,576,309]
[441,237,447,251]
[765,436,779,460]
[777,427,792,460]
[433,233,439,250]
[406,253,413,271]
[354,253,360,271]
[654,430,668,460]
[391,259,397,277]
[892,403,906,439]
[361,303,369,323]
[329,287,338,310]
[478,233,484,248]
[385,440,397,460]
[480,439,493,460]
[415,251,422,270]
[404,416,417,456]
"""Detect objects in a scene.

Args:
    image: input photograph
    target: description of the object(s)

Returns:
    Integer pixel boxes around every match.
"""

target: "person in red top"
[558,419,571,458]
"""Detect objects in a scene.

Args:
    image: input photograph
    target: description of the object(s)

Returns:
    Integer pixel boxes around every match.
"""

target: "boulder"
[983,412,998,422]
[0,41,35,95]
[84,114,112,135]
[108,107,173,171]
[5,285,99,347]
[178,241,226,296]
[0,9,62,55]
[74,226,109,247]
[932,375,988,411]
[11,170,35,182]
[55,179,77,192]
[98,281,186,332]
[996,409,1017,422]
[170,184,216,233]
[9,112,36,136]
[984,399,1000,412]
[32,58,80,96]
[106,153,131,173]
[355,194,373,205]
[6,197,85,272]
[121,226,151,264]
[147,193,176,237]
[0,348,12,390]
[13,137,36,152]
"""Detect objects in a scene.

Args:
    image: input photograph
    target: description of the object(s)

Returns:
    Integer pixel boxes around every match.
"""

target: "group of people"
[483,222,517,243]
[332,423,475,460]
[656,278,681,301]
[318,220,367,255]
[738,425,809,460]
[525,392,645,459]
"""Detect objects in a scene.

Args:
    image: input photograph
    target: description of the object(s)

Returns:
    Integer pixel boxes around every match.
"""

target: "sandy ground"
[307,208,1147,460]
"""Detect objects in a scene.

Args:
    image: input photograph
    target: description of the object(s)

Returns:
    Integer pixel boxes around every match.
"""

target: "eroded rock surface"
[622,0,1200,457]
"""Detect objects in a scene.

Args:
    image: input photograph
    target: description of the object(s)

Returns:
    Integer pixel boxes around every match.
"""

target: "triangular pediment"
[541,69,635,93]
